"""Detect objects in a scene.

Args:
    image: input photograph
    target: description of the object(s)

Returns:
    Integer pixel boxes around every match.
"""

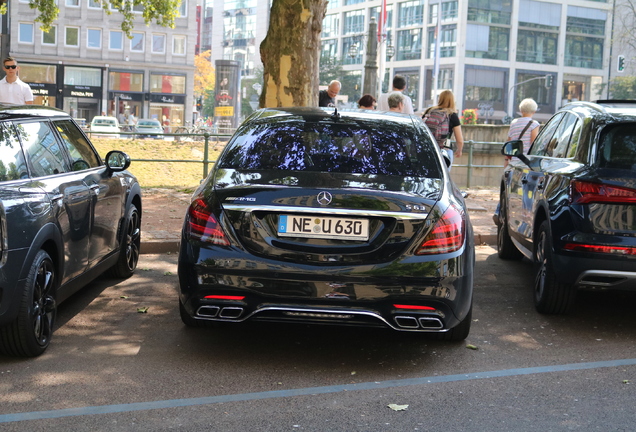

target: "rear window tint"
[598,123,636,170]
[219,120,441,177]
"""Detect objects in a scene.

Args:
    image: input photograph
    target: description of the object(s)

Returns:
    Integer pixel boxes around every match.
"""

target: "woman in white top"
[505,98,540,166]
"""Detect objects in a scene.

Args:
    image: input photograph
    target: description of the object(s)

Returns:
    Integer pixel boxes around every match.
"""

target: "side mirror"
[105,150,131,172]
[501,140,523,157]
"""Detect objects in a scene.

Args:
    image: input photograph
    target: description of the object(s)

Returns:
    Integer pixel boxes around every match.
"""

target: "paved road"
[2,246,636,431]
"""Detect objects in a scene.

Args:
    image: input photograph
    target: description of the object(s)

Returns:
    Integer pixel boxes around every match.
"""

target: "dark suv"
[0,105,142,357]
[495,100,636,314]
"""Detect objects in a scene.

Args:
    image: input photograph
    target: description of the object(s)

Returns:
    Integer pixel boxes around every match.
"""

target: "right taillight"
[187,198,230,246]
[570,180,636,205]
[416,204,466,255]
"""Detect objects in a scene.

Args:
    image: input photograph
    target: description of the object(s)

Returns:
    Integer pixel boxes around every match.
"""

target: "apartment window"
[88,0,101,8]
[398,0,423,27]
[19,23,34,44]
[428,25,457,58]
[173,35,186,55]
[322,14,340,39]
[518,0,560,30]
[396,28,422,61]
[321,39,338,61]
[327,0,340,9]
[87,28,101,49]
[465,24,508,60]
[565,6,606,69]
[343,10,365,35]
[566,6,606,35]
[130,32,144,52]
[437,68,454,90]
[467,0,511,25]
[66,0,79,6]
[65,27,79,47]
[42,26,57,45]
[344,0,364,4]
[152,34,166,53]
[370,5,393,32]
[110,30,123,50]
[178,0,187,17]
[517,30,557,64]
[342,36,362,65]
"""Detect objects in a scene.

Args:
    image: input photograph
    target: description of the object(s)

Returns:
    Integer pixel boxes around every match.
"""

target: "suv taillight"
[416,204,466,255]
[570,180,636,205]
[187,199,230,246]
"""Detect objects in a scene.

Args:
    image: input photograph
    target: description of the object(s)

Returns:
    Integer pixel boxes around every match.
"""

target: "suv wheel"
[534,221,575,314]
[497,193,523,260]
[0,250,57,357]
[109,203,141,278]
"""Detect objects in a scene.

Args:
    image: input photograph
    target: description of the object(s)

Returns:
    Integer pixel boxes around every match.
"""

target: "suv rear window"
[598,123,636,170]
[219,121,441,177]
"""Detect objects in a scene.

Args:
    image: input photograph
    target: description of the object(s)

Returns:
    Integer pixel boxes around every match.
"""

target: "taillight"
[563,243,636,256]
[416,204,466,255]
[204,295,245,300]
[570,180,636,205]
[393,304,436,311]
[187,198,230,246]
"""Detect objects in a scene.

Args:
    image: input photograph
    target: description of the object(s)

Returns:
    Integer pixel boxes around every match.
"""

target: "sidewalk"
[140,187,499,254]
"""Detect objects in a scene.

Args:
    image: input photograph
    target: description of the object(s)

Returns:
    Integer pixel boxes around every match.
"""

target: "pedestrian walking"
[377,75,414,114]
[423,89,464,167]
[319,80,341,107]
[505,98,540,166]
[0,57,34,105]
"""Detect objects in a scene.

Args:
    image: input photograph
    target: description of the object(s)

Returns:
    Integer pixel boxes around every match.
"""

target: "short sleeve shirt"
[0,77,34,105]
[508,117,540,153]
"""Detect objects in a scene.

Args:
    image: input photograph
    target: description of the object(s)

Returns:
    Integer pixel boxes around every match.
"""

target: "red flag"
[377,0,387,42]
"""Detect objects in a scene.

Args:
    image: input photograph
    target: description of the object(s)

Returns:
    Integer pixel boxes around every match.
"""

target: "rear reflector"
[187,198,230,245]
[563,243,636,255]
[204,295,245,300]
[416,203,466,255]
[393,304,436,311]
[570,180,636,205]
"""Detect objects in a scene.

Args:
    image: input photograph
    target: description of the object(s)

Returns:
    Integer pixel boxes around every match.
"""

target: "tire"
[534,221,576,314]
[432,304,472,341]
[109,204,141,279]
[0,250,57,357]
[179,299,217,328]
[497,194,523,260]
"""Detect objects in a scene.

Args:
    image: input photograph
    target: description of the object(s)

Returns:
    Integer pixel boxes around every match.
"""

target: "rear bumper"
[553,251,636,290]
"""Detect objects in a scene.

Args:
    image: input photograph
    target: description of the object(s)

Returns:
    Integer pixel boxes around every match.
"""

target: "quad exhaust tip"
[197,305,244,319]
[394,315,443,330]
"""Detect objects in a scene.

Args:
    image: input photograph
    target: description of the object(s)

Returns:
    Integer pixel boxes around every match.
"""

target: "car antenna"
[331,107,341,120]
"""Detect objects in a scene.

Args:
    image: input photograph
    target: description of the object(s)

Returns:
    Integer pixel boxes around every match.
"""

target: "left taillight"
[416,203,466,255]
[186,198,230,246]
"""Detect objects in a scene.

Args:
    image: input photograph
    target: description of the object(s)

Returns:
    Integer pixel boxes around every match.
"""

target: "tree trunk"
[259,0,328,108]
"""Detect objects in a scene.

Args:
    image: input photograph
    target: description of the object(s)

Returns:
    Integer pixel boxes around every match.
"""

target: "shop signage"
[149,94,186,104]
[26,82,57,96]
[109,92,144,102]
[63,85,102,99]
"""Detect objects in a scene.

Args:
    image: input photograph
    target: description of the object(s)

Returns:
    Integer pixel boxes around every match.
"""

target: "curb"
[139,234,497,255]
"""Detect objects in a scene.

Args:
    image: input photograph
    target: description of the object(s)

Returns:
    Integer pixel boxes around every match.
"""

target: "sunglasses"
[4,65,17,69]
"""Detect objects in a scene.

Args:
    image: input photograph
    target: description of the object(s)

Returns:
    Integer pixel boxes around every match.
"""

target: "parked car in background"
[134,118,164,139]
[178,107,474,340]
[0,105,142,357]
[495,100,636,314]
[89,116,121,139]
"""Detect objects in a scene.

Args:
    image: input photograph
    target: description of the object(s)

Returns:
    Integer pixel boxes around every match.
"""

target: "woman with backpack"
[423,89,464,167]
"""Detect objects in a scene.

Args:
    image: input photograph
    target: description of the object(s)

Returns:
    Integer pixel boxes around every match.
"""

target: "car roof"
[0,104,70,120]
[246,107,420,126]
[562,100,636,122]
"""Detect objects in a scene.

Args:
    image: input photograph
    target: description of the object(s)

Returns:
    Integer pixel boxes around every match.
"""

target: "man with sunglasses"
[0,57,34,105]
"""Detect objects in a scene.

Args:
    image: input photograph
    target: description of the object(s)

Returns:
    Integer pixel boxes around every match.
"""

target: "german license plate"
[278,215,369,240]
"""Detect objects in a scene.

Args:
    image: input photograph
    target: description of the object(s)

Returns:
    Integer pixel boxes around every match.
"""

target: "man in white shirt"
[0,57,34,105]
[377,75,414,114]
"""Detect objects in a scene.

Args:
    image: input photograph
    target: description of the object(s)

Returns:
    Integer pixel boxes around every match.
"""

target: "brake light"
[416,204,466,255]
[187,198,230,245]
[570,180,636,205]
[204,295,245,300]
[393,304,436,311]
[563,243,636,255]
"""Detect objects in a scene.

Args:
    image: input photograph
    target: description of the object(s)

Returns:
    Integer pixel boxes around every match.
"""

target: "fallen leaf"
[351,371,357,375]
[164,271,172,276]
[137,307,149,313]
[120,296,128,299]
[623,380,630,384]
[387,404,408,411]
[142,268,151,271]
[466,344,478,350]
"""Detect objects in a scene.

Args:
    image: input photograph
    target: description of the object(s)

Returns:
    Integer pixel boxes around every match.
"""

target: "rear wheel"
[109,204,140,278]
[534,221,576,314]
[497,194,523,260]
[0,250,57,357]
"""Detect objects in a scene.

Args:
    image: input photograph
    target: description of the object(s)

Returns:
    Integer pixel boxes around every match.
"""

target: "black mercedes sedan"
[0,105,141,357]
[496,100,636,314]
[178,107,474,340]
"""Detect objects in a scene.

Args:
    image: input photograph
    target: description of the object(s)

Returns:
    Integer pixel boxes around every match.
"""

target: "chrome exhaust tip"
[219,307,244,319]
[418,317,444,329]
[394,315,419,329]
[197,305,220,317]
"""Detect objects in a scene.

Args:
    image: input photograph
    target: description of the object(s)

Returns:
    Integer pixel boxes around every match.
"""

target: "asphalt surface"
[2,247,636,431]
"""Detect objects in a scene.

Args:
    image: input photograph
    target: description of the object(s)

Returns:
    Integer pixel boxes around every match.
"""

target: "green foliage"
[597,76,636,100]
[24,0,180,36]
[202,88,215,118]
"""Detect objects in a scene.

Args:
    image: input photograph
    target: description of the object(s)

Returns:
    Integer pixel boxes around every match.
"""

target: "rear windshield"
[598,123,636,170]
[93,119,116,126]
[218,120,441,177]
[138,120,160,127]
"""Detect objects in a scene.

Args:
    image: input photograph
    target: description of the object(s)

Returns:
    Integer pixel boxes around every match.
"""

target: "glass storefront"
[18,63,58,108]
[63,66,103,123]
[109,71,144,125]
[150,73,186,131]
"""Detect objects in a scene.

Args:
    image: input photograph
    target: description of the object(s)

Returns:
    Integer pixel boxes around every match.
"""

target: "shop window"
[87,29,102,49]
[65,67,102,87]
[19,64,57,84]
[150,74,186,94]
[65,27,79,47]
[42,26,57,45]
[465,24,508,60]
[110,30,123,50]
[109,71,144,92]
[130,32,144,52]
[19,23,34,44]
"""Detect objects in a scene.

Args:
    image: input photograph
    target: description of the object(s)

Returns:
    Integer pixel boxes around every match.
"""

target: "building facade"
[6,0,198,129]
[210,0,617,123]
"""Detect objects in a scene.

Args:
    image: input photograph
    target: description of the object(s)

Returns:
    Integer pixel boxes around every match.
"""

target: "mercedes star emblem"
[317,191,332,205]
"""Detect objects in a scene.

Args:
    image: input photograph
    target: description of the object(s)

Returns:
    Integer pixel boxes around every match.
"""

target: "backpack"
[423,109,450,148]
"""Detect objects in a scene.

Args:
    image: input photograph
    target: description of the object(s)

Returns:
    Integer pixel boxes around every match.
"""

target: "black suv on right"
[495,100,636,314]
